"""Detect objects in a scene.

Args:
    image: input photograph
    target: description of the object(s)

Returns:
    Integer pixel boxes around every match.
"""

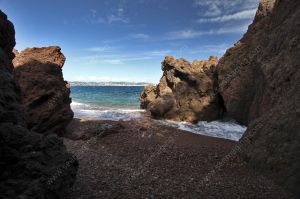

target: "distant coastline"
[69,81,153,87]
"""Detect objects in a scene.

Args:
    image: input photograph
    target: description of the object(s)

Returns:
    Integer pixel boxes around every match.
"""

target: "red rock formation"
[218,0,300,196]
[13,46,74,135]
[141,56,224,123]
[0,10,77,198]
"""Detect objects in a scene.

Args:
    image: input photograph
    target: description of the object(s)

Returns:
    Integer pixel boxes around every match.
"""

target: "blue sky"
[1,0,259,83]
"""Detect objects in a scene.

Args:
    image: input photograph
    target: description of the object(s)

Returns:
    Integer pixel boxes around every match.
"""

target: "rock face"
[140,84,157,109]
[0,10,77,198]
[13,46,74,135]
[218,0,300,196]
[0,10,22,125]
[141,56,224,123]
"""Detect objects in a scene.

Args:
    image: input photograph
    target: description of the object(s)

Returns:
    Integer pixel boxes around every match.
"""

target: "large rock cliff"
[0,10,77,198]
[13,46,74,135]
[0,10,22,125]
[141,56,224,123]
[218,0,300,196]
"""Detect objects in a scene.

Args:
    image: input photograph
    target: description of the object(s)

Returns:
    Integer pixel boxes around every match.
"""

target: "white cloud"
[188,43,230,54]
[85,9,106,24]
[78,48,172,65]
[85,2,130,25]
[130,33,150,40]
[167,30,205,39]
[107,14,130,24]
[195,0,223,17]
[86,46,115,53]
[167,24,249,40]
[194,0,259,17]
[198,8,257,23]
[107,1,130,24]
[148,50,171,56]
[216,24,249,34]
[103,59,123,64]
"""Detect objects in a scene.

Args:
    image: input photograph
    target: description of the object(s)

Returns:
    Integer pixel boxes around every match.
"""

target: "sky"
[0,0,260,83]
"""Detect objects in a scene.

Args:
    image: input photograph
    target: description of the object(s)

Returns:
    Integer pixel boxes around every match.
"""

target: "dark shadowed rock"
[0,10,23,125]
[13,46,74,135]
[0,10,77,199]
[217,0,300,196]
[141,56,223,123]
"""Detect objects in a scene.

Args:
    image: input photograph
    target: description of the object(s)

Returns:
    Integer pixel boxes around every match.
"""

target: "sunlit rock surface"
[141,56,224,123]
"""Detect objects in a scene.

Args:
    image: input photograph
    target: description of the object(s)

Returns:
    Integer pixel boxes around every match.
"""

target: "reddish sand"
[63,117,291,198]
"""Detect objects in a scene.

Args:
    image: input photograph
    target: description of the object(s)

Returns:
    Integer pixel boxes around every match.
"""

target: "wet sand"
[63,116,291,198]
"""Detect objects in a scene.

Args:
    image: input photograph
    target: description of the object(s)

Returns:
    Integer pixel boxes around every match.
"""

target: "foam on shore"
[161,120,247,141]
[71,101,145,121]
[71,101,247,141]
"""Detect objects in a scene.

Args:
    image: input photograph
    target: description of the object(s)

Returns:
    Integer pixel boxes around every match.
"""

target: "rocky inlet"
[0,0,299,198]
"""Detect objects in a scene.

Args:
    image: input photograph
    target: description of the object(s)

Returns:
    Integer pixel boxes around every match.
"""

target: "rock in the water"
[218,0,300,196]
[140,84,157,109]
[0,10,77,198]
[141,56,224,123]
[13,46,74,135]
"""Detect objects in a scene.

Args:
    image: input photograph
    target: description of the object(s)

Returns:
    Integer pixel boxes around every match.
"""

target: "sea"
[70,86,247,141]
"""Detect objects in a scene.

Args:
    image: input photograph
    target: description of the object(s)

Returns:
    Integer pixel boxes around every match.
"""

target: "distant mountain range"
[69,81,152,86]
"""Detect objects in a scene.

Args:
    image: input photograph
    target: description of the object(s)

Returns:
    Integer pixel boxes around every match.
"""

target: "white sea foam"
[71,101,246,141]
[71,101,145,121]
[71,102,82,106]
[161,120,247,141]
[71,101,90,107]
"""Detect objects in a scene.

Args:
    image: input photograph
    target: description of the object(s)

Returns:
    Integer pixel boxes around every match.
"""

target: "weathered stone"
[0,10,77,199]
[217,0,300,196]
[13,46,74,135]
[141,56,224,123]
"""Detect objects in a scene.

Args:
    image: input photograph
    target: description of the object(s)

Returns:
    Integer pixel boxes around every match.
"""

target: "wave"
[161,120,247,141]
[71,102,86,106]
[71,101,246,141]
[71,101,145,121]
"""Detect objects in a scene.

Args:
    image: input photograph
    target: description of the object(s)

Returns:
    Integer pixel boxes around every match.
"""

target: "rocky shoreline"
[141,0,300,196]
[0,0,299,198]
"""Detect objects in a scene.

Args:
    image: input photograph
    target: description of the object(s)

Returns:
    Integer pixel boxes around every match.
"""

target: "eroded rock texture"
[0,10,77,198]
[13,46,74,135]
[141,56,224,123]
[218,0,300,196]
[140,84,157,110]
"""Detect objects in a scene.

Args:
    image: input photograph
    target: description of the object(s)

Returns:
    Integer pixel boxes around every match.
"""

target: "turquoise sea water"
[71,86,143,110]
[70,86,145,121]
[70,86,247,141]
